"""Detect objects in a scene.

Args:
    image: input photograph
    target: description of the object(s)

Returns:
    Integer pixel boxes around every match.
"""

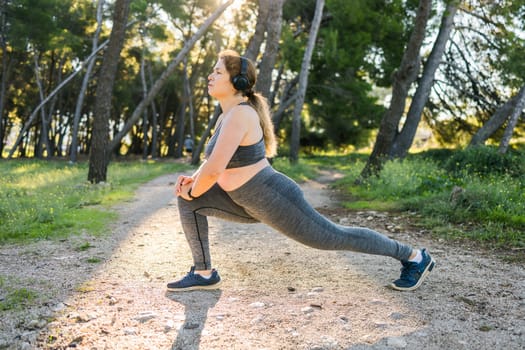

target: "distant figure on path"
[183,135,193,156]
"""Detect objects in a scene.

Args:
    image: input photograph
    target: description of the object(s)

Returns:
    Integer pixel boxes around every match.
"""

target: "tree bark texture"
[391,1,458,158]
[469,93,520,146]
[244,0,271,61]
[88,0,131,183]
[498,85,525,154]
[140,34,149,160]
[33,53,52,158]
[290,0,324,163]
[360,0,432,179]
[255,0,284,99]
[70,0,104,163]
[0,0,9,157]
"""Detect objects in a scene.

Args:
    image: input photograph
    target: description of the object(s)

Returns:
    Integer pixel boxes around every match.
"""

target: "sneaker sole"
[390,259,435,292]
[167,280,222,292]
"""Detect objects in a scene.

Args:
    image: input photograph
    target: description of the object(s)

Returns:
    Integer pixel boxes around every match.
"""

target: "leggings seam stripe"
[192,210,209,270]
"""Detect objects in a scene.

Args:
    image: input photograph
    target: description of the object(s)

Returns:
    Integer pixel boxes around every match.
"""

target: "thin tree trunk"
[290,0,324,163]
[174,58,189,159]
[109,0,233,152]
[184,57,195,143]
[88,0,131,183]
[0,0,9,157]
[70,0,104,163]
[147,63,159,159]
[47,57,66,157]
[498,85,525,154]
[391,1,459,158]
[140,30,149,160]
[33,53,52,158]
[469,93,520,146]
[360,0,432,179]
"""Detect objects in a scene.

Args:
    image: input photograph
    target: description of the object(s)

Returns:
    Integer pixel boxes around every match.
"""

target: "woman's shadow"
[165,290,222,350]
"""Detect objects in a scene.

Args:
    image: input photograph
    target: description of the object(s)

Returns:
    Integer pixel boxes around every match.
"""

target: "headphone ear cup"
[232,75,250,91]
[232,57,250,91]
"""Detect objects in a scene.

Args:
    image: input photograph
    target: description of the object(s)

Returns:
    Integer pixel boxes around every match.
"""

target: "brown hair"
[218,50,277,157]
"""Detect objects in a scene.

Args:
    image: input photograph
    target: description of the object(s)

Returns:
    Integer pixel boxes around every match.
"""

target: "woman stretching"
[169,50,435,292]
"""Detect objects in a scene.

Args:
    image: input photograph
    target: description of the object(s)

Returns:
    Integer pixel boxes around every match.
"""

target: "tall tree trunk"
[109,0,233,152]
[140,29,149,160]
[360,0,432,179]
[391,1,458,158]
[47,57,66,157]
[0,52,11,157]
[469,92,520,146]
[184,56,195,146]
[290,0,324,163]
[70,0,104,163]
[244,0,271,61]
[0,0,9,157]
[254,0,284,99]
[173,58,190,159]
[88,0,131,183]
[498,85,525,154]
[33,53,52,158]
[147,63,159,159]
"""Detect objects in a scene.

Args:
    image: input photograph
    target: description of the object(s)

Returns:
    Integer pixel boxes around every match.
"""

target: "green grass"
[0,276,39,311]
[0,159,190,244]
[331,153,524,250]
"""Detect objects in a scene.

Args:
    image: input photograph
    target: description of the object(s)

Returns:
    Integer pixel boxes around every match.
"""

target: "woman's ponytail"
[248,92,277,158]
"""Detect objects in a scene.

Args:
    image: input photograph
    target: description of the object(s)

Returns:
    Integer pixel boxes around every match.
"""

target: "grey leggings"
[177,166,413,270]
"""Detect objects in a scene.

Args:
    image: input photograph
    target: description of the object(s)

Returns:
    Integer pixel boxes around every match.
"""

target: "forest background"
[0,0,524,253]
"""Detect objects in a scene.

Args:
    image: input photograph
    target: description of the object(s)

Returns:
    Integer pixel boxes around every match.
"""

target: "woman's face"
[207,58,235,99]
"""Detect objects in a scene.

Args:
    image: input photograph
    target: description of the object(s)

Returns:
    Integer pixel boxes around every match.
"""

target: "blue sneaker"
[167,266,221,291]
[390,249,435,291]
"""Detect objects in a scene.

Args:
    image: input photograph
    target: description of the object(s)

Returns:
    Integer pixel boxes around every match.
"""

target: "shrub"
[413,148,455,165]
[444,146,524,178]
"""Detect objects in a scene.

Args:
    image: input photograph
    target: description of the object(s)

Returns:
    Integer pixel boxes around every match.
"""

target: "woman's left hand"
[179,181,193,200]
[175,175,193,196]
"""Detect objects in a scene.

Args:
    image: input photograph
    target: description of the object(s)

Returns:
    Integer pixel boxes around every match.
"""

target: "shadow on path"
[166,290,222,350]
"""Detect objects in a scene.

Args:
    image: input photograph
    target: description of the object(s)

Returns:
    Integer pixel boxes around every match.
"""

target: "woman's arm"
[181,106,257,199]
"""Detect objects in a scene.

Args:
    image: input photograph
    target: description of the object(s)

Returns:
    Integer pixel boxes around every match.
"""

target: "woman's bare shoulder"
[225,104,259,125]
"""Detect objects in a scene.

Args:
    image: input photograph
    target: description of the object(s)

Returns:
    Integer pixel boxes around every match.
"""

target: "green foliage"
[279,0,416,149]
[0,160,190,244]
[341,158,452,201]
[443,146,524,178]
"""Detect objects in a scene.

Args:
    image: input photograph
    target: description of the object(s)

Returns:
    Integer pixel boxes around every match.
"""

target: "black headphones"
[231,56,250,91]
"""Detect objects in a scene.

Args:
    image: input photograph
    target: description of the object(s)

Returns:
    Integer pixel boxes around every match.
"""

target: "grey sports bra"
[204,107,266,169]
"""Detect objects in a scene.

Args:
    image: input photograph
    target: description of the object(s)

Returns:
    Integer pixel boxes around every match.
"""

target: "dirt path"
[1,171,524,350]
